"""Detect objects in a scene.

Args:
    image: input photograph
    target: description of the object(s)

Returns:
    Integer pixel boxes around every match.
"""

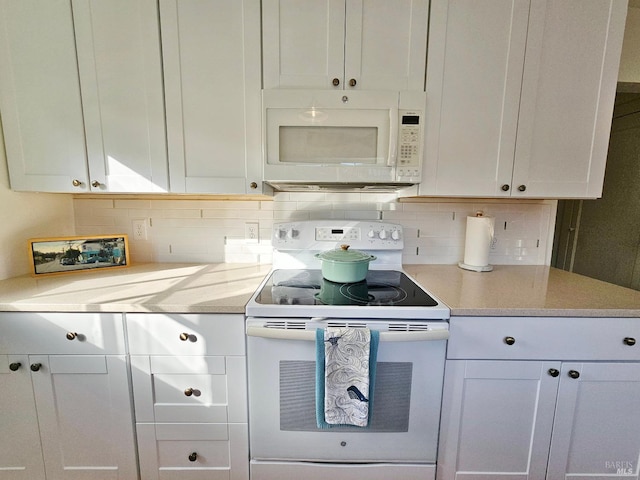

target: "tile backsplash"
[73,193,557,266]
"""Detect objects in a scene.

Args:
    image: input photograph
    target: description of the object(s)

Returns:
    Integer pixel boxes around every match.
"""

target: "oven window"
[279,360,412,432]
[279,126,378,164]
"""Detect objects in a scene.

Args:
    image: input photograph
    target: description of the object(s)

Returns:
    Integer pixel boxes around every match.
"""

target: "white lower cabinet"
[127,314,249,480]
[0,313,137,480]
[438,317,640,480]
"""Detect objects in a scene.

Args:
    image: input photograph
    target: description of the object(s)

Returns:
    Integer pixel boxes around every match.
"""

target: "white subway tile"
[113,199,151,209]
[157,209,202,219]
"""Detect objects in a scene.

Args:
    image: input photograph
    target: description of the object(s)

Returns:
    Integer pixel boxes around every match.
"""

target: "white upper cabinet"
[262,0,429,91]
[421,0,628,198]
[0,0,168,193]
[73,0,168,193]
[0,1,89,193]
[161,0,263,194]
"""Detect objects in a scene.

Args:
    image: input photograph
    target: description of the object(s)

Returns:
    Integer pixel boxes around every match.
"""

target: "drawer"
[131,356,247,424]
[0,312,125,354]
[136,423,249,480]
[448,316,640,360]
[126,314,245,355]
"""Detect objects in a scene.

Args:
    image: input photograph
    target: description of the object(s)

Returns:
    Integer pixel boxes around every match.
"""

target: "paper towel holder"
[458,210,494,272]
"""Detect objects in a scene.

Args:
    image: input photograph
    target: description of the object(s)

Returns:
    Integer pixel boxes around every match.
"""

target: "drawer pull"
[30,363,42,372]
[184,388,201,397]
[179,332,197,342]
[568,370,580,379]
[188,452,198,462]
[504,336,516,345]
[624,337,636,346]
[9,362,21,371]
[548,368,560,377]
[66,332,78,340]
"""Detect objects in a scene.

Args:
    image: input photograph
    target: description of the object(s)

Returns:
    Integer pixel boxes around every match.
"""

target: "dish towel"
[316,327,379,428]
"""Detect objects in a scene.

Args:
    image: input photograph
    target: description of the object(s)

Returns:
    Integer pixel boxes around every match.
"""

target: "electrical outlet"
[245,222,259,243]
[132,219,147,241]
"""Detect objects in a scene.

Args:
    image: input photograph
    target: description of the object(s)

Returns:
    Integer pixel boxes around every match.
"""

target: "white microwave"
[262,89,425,190]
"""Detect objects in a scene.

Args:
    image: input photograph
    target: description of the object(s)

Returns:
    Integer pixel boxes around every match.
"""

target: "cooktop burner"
[254,269,439,307]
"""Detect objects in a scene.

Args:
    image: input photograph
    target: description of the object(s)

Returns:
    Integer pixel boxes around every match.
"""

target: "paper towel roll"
[460,213,494,271]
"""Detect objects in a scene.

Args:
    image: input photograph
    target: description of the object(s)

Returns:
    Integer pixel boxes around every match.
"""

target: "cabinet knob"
[188,452,198,462]
[72,179,82,187]
[9,362,21,371]
[30,363,42,372]
[348,78,357,87]
[179,332,190,341]
[66,332,77,340]
[250,182,258,190]
[548,368,560,377]
[91,180,102,188]
[568,370,580,379]
[518,185,527,192]
[184,388,194,397]
[504,336,516,345]
[501,184,510,191]
[624,337,636,346]
[332,78,340,86]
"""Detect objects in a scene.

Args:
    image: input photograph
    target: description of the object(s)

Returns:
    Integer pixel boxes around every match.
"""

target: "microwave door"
[262,90,403,185]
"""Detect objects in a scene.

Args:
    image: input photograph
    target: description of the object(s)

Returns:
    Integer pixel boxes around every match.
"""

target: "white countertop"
[0,263,638,317]
[405,264,640,317]
[0,263,271,313]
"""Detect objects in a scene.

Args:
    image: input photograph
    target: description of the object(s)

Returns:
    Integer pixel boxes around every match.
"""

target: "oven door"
[246,318,448,464]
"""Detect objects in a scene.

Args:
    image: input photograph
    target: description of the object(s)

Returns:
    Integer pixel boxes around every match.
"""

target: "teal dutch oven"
[314,244,377,283]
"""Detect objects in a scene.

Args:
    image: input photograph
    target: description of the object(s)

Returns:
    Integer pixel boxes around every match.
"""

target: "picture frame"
[28,235,130,276]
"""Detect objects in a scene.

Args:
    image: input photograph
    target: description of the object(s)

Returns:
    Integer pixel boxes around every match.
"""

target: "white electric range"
[245,220,450,480]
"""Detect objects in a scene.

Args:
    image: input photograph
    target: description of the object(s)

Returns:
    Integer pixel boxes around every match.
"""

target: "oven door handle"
[246,326,449,342]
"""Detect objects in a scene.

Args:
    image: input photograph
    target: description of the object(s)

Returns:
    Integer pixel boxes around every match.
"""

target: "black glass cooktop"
[254,269,439,307]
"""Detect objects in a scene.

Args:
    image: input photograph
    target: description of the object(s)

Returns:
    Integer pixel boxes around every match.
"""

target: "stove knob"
[391,230,400,240]
[378,230,388,240]
[367,230,376,239]
[275,229,286,239]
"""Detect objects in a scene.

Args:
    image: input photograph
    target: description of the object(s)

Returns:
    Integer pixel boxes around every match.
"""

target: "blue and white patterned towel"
[316,327,378,428]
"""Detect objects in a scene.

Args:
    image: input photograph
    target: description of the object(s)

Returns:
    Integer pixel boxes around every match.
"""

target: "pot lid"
[315,245,376,263]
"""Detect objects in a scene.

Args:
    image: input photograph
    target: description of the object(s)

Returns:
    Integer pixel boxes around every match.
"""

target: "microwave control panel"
[396,110,423,182]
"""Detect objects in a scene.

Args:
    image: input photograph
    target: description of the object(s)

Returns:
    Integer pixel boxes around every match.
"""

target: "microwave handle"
[387,107,399,166]
[246,326,449,342]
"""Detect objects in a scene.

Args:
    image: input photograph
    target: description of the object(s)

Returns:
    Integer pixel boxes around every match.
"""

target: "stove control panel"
[316,226,360,241]
[273,220,403,251]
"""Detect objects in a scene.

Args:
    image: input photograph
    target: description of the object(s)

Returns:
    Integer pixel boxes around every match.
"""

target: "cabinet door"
[0,0,89,193]
[262,0,346,89]
[263,0,428,91]
[512,0,628,198]
[30,355,137,480]
[420,0,529,196]
[0,355,45,480]
[437,360,559,480]
[344,0,428,91]
[73,0,168,193]
[547,362,640,479]
[161,0,262,194]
